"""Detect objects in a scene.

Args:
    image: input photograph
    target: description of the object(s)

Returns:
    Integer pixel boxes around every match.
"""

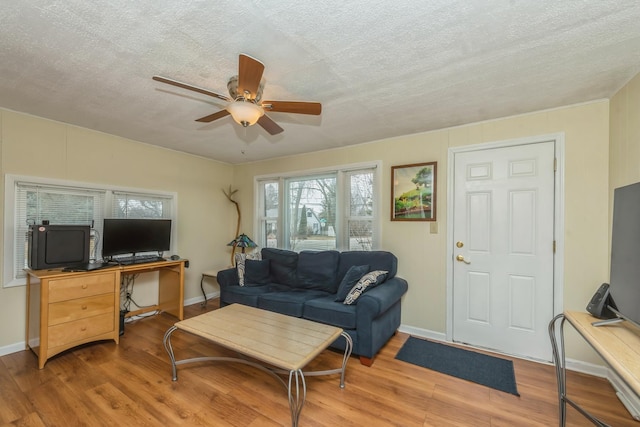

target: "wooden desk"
[121,259,185,320]
[549,310,640,426]
[26,259,186,369]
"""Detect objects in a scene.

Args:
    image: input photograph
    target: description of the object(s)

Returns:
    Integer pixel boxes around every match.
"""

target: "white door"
[452,141,555,361]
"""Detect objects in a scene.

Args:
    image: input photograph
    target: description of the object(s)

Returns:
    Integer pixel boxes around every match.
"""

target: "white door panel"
[452,141,555,361]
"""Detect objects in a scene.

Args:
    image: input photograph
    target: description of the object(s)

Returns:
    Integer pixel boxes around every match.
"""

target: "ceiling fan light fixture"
[226,100,264,127]
[153,54,320,135]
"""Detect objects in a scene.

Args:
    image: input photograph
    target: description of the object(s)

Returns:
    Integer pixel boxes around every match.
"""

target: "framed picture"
[391,162,437,221]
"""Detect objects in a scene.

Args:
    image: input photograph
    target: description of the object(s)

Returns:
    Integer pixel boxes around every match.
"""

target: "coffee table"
[162,303,353,427]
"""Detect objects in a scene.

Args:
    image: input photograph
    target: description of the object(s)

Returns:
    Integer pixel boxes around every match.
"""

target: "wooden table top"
[174,304,343,371]
[566,310,640,397]
[26,258,185,278]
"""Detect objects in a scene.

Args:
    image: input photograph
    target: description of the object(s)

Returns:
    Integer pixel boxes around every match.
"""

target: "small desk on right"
[549,310,640,426]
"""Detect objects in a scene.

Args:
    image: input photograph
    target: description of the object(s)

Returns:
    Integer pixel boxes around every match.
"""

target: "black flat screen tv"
[28,224,91,270]
[606,181,640,328]
[102,218,171,258]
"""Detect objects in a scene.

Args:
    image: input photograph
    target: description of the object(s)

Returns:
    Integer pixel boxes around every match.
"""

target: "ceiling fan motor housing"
[227,75,265,102]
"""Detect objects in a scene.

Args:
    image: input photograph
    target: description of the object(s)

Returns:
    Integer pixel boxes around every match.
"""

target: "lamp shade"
[227,233,257,249]
[226,101,264,127]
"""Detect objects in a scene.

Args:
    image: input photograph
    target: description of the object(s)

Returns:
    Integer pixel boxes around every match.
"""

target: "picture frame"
[391,162,437,221]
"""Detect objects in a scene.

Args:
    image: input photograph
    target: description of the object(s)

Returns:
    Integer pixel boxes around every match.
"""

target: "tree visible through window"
[257,164,378,252]
[112,193,170,218]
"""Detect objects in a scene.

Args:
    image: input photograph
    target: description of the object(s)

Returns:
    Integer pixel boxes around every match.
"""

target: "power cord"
[120,273,159,314]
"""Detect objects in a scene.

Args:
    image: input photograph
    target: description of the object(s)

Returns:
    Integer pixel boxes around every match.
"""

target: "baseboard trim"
[608,370,640,420]
[184,290,220,307]
[1,292,222,358]
[0,341,26,357]
[397,323,639,418]
[398,324,447,342]
[398,323,608,375]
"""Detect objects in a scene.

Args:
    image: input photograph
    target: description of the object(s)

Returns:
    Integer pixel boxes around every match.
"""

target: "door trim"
[445,133,565,358]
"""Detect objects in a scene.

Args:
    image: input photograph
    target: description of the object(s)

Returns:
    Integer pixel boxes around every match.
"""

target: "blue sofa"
[216,248,408,366]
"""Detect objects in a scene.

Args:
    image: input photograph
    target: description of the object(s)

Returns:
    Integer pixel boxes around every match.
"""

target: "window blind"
[15,182,105,277]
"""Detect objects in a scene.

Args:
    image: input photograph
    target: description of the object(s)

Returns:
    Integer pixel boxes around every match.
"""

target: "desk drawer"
[49,272,115,303]
[48,312,115,348]
[48,294,114,326]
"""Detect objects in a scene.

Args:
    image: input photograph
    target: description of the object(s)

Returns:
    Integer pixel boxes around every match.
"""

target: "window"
[112,192,173,218]
[14,182,105,280]
[256,162,380,252]
[4,175,176,287]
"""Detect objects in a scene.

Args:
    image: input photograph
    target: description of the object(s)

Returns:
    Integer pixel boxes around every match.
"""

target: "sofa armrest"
[356,277,408,318]
[354,276,408,360]
[217,267,239,288]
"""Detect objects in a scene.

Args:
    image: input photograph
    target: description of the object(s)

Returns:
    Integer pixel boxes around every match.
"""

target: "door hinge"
[554,158,557,172]
[553,240,556,253]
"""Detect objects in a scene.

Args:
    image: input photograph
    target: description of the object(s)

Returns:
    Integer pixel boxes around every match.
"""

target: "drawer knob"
[81,305,87,310]
[82,284,88,289]
[81,326,87,331]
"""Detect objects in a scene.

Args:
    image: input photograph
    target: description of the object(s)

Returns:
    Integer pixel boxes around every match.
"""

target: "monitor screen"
[102,219,171,257]
[609,182,640,328]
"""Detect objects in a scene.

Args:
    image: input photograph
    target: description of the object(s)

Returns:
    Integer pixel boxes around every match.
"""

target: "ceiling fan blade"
[237,54,265,99]
[195,109,230,123]
[262,101,322,115]
[152,76,231,102]
[258,114,284,135]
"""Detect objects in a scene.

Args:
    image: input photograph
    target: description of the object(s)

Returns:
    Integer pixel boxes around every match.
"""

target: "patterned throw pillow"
[235,251,261,286]
[335,264,370,302]
[343,270,388,305]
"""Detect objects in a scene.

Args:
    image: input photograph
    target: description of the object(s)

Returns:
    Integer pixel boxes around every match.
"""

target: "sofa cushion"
[303,294,357,330]
[221,284,272,307]
[344,270,388,305]
[235,251,262,286]
[296,250,340,292]
[257,289,329,317]
[244,259,271,285]
[335,264,370,302]
[262,248,298,286]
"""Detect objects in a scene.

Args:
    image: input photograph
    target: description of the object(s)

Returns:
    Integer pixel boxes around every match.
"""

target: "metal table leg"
[298,331,353,389]
[163,325,179,381]
[288,369,306,427]
[200,274,207,307]
[162,326,351,427]
[549,314,567,426]
[548,314,610,427]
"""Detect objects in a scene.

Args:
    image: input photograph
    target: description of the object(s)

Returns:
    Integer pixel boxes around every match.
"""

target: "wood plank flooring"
[1,300,637,426]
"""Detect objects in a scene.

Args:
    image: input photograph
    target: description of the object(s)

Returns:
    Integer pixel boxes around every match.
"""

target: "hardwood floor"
[1,300,637,426]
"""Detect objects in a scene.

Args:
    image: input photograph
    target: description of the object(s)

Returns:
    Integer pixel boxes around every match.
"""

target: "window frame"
[3,174,178,288]
[253,161,381,252]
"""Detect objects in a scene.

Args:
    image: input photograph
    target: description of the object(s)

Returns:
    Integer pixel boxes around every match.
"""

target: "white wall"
[233,100,611,363]
[0,95,617,365]
[0,108,236,351]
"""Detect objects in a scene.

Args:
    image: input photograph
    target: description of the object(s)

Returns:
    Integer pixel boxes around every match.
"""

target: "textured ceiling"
[1,1,640,164]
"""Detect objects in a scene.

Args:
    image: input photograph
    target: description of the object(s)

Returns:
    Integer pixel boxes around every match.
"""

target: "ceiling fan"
[152,54,322,135]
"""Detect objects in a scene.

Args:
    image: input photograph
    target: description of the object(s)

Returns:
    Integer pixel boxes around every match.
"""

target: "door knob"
[456,254,471,264]
[456,241,464,248]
